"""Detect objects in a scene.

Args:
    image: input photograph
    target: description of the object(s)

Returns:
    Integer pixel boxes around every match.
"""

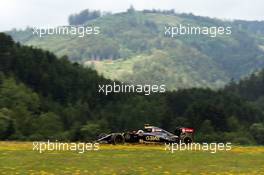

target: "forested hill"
[225,69,264,101]
[0,33,264,144]
[7,9,264,90]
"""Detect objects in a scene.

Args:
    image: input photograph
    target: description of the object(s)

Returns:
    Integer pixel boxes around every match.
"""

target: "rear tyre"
[182,136,193,144]
[111,133,125,145]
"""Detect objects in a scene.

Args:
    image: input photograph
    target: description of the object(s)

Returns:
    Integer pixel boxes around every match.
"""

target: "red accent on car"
[182,128,194,133]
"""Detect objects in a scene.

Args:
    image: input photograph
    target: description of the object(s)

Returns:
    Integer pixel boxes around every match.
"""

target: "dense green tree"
[250,123,264,144]
[68,9,101,25]
[80,120,109,141]
[34,112,63,139]
[0,108,15,140]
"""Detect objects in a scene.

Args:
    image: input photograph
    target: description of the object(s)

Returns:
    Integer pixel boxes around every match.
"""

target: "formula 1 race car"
[97,124,194,144]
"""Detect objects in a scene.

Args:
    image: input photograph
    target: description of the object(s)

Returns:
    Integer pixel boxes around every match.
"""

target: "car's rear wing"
[181,128,194,133]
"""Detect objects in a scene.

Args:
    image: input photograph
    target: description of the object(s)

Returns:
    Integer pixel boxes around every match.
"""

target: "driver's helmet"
[136,130,144,136]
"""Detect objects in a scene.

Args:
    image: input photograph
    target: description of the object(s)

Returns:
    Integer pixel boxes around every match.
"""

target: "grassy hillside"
[8,10,264,90]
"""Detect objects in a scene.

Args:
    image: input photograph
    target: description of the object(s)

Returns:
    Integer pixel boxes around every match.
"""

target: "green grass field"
[0,142,264,175]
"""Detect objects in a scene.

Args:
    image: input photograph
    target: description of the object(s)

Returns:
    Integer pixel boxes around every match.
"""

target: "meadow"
[0,142,264,175]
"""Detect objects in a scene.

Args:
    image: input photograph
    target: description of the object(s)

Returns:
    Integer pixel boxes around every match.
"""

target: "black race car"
[97,124,194,144]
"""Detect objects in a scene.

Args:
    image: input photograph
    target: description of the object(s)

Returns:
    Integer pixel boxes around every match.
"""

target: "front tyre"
[111,133,125,145]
